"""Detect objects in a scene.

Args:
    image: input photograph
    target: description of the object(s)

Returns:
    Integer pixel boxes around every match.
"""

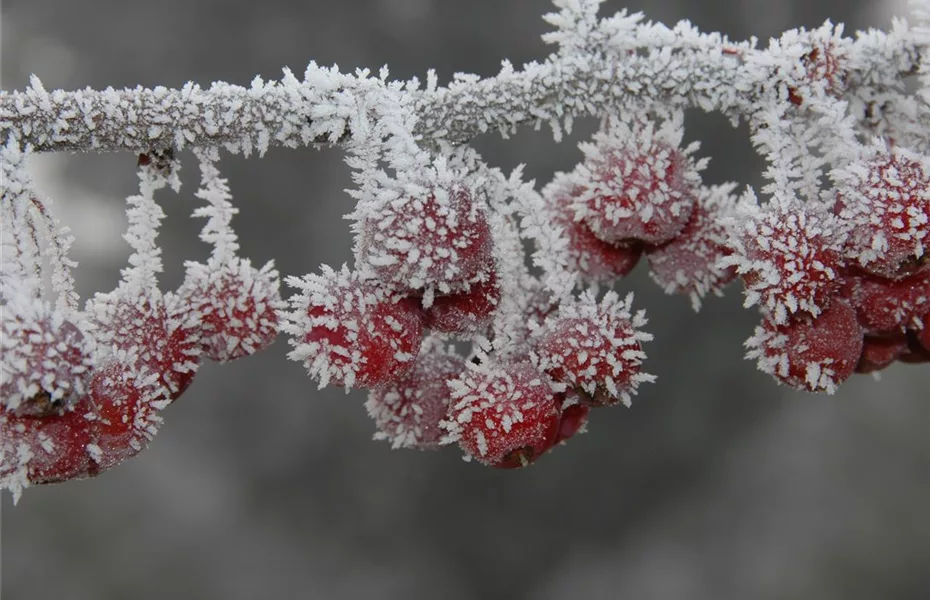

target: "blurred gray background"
[2,0,929,598]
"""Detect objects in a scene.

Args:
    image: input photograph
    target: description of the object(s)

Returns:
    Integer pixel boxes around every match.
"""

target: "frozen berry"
[835,145,930,279]
[420,268,501,335]
[855,334,908,374]
[359,182,493,292]
[534,291,654,407]
[283,266,423,389]
[555,393,589,445]
[1,306,94,415]
[178,257,283,363]
[574,117,703,245]
[89,359,166,471]
[442,361,561,468]
[841,265,930,334]
[746,298,863,394]
[647,183,739,310]
[1,399,98,501]
[724,198,846,324]
[365,337,464,450]
[543,173,642,284]
[87,290,201,402]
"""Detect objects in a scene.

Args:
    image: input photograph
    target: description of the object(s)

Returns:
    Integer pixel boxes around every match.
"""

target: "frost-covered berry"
[746,298,863,394]
[855,334,908,374]
[365,337,464,450]
[1,305,94,415]
[283,266,423,389]
[178,257,283,363]
[723,197,846,324]
[841,266,930,334]
[534,291,654,407]
[442,361,561,468]
[1,400,98,501]
[89,359,166,471]
[834,146,930,279]
[646,183,739,310]
[543,173,642,284]
[87,290,202,402]
[554,393,589,445]
[420,268,501,335]
[359,182,493,292]
[573,117,703,246]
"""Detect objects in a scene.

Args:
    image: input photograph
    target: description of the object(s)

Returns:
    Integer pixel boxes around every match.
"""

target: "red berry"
[543,173,642,284]
[178,257,283,363]
[1,305,94,415]
[724,198,846,324]
[574,118,702,245]
[646,183,739,310]
[283,266,423,389]
[841,265,930,335]
[554,393,589,445]
[835,146,930,279]
[855,334,908,374]
[89,359,166,471]
[420,268,501,335]
[360,182,493,292]
[442,361,561,468]
[746,298,863,394]
[1,400,98,501]
[534,291,654,407]
[87,290,202,402]
[365,337,464,450]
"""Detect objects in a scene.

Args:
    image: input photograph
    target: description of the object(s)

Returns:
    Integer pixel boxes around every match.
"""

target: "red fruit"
[442,361,561,468]
[536,291,654,406]
[855,334,908,374]
[178,257,283,363]
[1,400,98,501]
[646,183,739,310]
[836,146,930,279]
[534,291,654,407]
[574,118,702,245]
[365,337,464,450]
[724,199,846,324]
[89,359,166,471]
[1,306,94,415]
[544,173,642,284]
[283,266,423,389]
[746,298,863,394]
[841,265,930,335]
[420,269,501,335]
[554,393,589,445]
[360,182,494,292]
[87,290,202,402]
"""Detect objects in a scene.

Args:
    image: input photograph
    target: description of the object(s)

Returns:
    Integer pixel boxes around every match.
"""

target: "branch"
[0,18,918,155]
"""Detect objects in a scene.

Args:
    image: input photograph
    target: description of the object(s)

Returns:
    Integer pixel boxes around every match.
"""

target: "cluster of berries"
[282,173,655,468]
[541,117,739,311]
[1,157,282,498]
[727,145,930,393]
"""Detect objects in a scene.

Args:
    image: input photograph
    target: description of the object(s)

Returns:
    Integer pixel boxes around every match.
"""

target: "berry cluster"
[540,116,738,310]
[730,145,930,393]
[282,167,656,468]
[1,154,283,500]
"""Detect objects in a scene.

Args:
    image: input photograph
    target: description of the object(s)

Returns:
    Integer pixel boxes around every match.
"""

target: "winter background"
[2,0,929,598]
